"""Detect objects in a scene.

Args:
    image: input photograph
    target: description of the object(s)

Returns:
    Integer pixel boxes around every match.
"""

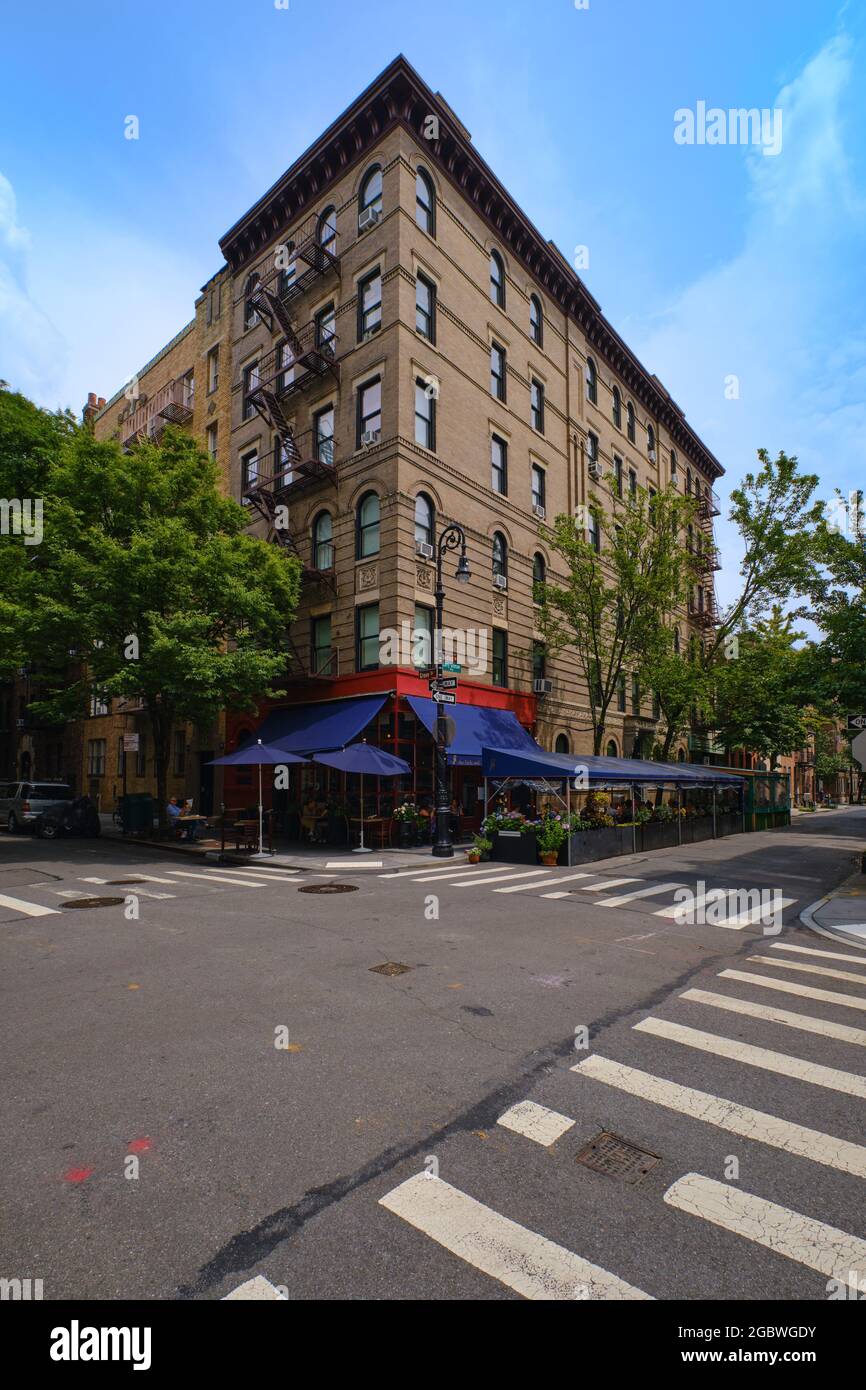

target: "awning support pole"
[677,785,682,845]
[567,777,572,867]
[712,784,717,839]
[631,783,637,855]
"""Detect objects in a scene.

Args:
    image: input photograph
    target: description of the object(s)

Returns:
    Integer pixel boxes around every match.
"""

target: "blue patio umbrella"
[208,741,309,857]
[312,741,411,853]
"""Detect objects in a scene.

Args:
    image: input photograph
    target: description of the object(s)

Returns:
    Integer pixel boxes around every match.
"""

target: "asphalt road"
[1,809,864,1302]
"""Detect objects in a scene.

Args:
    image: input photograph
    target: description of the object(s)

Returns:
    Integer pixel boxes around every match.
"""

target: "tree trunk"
[148,704,173,838]
[661,722,677,761]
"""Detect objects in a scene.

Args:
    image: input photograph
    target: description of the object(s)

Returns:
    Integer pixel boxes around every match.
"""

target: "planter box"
[716,812,742,839]
[680,816,714,844]
[491,829,538,864]
[567,826,630,864]
[638,820,680,852]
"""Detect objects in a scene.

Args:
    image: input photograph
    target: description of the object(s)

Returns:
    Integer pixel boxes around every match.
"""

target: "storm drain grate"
[369,962,412,976]
[62,896,126,910]
[575,1131,661,1185]
[298,883,358,895]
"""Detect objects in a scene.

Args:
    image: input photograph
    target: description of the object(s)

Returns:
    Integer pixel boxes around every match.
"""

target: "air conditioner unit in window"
[361,429,380,447]
[532,503,546,519]
[588,459,603,480]
[358,206,380,231]
[533,678,553,695]
[648,448,657,463]
[493,573,508,590]
[415,541,434,560]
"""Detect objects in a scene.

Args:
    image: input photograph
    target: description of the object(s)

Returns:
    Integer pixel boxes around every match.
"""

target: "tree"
[1,390,302,834]
[640,632,709,762]
[711,609,809,766]
[807,492,866,716]
[539,483,697,754]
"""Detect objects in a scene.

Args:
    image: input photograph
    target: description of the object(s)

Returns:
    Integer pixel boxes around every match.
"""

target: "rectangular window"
[136,736,146,778]
[491,434,507,495]
[315,302,336,354]
[628,468,637,497]
[587,432,599,467]
[276,339,295,394]
[614,455,623,498]
[358,269,382,340]
[415,274,436,341]
[241,448,259,500]
[588,507,600,553]
[492,628,508,687]
[207,347,219,394]
[206,423,218,460]
[242,361,259,419]
[414,378,435,450]
[413,604,434,668]
[356,377,382,447]
[87,739,106,777]
[531,464,545,510]
[531,378,544,433]
[311,614,333,674]
[314,405,334,466]
[490,342,506,401]
[631,674,640,715]
[617,673,626,712]
[274,435,293,486]
[356,603,380,672]
[173,730,186,776]
[532,641,545,682]
[89,689,109,717]
[182,371,195,410]
[648,486,657,525]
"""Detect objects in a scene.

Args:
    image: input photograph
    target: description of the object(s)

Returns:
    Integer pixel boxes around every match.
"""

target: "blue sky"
[1,0,864,607]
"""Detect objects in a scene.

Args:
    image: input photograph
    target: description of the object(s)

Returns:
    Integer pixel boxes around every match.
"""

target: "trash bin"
[120,793,154,835]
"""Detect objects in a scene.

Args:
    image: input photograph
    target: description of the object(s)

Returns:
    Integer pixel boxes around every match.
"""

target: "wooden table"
[177,815,209,841]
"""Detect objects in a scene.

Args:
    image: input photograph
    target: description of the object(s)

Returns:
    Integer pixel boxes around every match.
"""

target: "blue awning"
[406,696,539,766]
[481,745,745,786]
[255,694,387,755]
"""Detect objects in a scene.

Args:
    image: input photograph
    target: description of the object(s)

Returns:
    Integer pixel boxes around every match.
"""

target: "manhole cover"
[62,896,126,910]
[369,962,412,976]
[298,883,358,894]
[575,1131,661,1185]
[105,879,146,885]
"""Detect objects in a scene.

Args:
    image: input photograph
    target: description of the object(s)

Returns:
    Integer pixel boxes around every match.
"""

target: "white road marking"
[493,872,594,895]
[80,874,177,886]
[771,941,866,967]
[541,892,571,899]
[217,868,300,881]
[596,882,684,908]
[325,860,382,869]
[378,1174,652,1300]
[722,897,796,928]
[655,888,727,920]
[578,877,641,892]
[572,1054,866,1177]
[222,1276,287,1300]
[401,866,516,884]
[749,955,866,987]
[452,869,553,888]
[634,1016,866,1098]
[720,969,866,1012]
[497,1101,576,1146]
[0,892,60,917]
[680,988,866,1048]
[664,1173,866,1284]
[166,870,265,888]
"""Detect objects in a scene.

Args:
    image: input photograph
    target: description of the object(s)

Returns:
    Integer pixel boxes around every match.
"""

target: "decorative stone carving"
[492,593,506,619]
[357,564,378,592]
[416,564,433,590]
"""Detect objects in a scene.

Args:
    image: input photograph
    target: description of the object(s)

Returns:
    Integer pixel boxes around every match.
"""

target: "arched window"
[312,511,333,571]
[677,747,686,763]
[606,739,618,758]
[686,467,692,496]
[415,168,435,235]
[585,356,597,405]
[626,400,636,442]
[612,386,621,429]
[532,551,546,591]
[356,491,380,559]
[358,165,383,225]
[492,531,507,580]
[670,448,678,483]
[318,206,337,255]
[489,250,505,307]
[244,273,260,330]
[554,733,569,755]
[414,492,434,548]
[647,423,656,456]
[529,294,543,346]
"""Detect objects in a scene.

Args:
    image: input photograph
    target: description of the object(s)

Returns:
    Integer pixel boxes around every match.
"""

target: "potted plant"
[468,833,492,864]
[536,815,567,866]
[393,801,419,847]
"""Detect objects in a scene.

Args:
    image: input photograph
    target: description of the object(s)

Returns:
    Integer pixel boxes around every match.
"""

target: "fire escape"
[241,213,342,683]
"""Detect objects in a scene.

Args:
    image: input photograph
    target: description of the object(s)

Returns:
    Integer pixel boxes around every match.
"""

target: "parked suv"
[0,782,73,833]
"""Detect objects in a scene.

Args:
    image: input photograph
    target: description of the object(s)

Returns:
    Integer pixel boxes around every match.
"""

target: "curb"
[799,868,866,953]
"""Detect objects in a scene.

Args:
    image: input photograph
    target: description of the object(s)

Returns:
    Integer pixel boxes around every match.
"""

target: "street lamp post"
[432,522,471,857]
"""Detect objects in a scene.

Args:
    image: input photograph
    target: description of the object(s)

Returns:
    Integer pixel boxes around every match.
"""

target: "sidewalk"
[800,869,866,951]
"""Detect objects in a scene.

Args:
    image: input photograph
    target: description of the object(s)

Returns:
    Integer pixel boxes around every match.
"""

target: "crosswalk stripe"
[542,892,571,899]
[325,860,382,869]
[379,1174,652,1300]
[80,874,177,886]
[380,863,515,880]
[222,1276,287,1300]
[749,955,866,988]
[218,868,300,881]
[655,888,727,921]
[398,866,516,884]
[634,1016,866,1098]
[166,870,265,888]
[596,882,684,908]
[493,872,594,895]
[452,869,552,888]
[722,897,796,928]
[572,1054,866,1177]
[720,968,866,1012]
[578,877,641,892]
[664,1173,866,1284]
[771,942,866,967]
[497,1101,576,1146]
[0,891,60,917]
[680,988,866,1048]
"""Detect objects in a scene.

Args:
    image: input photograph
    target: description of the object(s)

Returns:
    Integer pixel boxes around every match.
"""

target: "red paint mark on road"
[127,1137,152,1154]
[63,1167,94,1183]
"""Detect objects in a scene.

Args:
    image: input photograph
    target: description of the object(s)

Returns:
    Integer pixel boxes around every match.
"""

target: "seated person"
[167,797,183,836]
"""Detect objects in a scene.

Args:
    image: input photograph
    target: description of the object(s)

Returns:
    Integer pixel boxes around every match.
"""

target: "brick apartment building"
[68,55,723,825]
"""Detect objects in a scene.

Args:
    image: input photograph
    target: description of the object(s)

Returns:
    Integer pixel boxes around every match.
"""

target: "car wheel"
[7,812,18,834]
[37,819,59,840]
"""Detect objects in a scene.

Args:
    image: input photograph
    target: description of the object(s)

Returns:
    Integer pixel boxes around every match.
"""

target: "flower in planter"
[393,802,419,823]
[536,815,568,855]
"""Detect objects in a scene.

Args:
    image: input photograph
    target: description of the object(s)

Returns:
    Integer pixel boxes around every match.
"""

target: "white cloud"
[632,32,866,612]
[0,173,68,401]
